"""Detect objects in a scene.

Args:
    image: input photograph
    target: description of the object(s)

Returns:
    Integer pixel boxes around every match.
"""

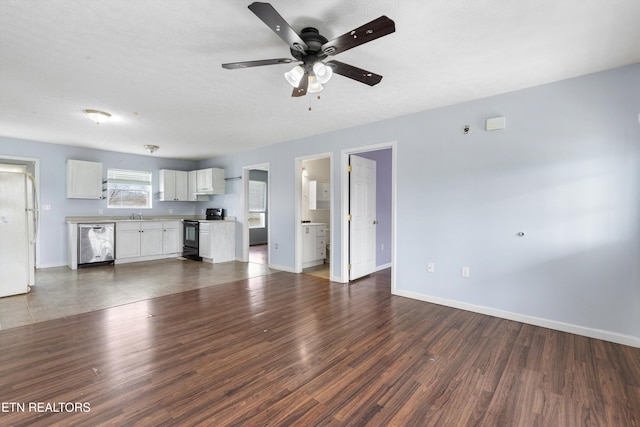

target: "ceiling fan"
[222,2,396,97]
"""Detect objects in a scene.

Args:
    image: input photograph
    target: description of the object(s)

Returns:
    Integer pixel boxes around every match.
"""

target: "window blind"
[249,181,266,212]
[107,169,152,185]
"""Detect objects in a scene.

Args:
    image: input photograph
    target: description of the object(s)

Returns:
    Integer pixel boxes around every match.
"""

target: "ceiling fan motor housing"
[291,27,328,60]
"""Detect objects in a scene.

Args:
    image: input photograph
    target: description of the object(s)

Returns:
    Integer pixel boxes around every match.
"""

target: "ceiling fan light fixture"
[284,65,305,87]
[83,109,111,124]
[144,144,160,154]
[312,61,332,84]
[307,76,323,93]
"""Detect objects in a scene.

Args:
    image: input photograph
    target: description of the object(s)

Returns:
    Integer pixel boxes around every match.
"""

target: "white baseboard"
[376,263,392,272]
[393,289,640,349]
[36,262,67,269]
[268,263,297,273]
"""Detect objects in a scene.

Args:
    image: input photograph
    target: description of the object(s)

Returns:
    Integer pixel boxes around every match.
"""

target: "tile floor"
[0,257,272,330]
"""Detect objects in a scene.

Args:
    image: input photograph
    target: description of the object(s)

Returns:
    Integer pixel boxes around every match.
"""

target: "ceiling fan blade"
[222,58,293,69]
[291,74,308,97]
[326,60,383,86]
[321,16,395,56]
[248,2,308,53]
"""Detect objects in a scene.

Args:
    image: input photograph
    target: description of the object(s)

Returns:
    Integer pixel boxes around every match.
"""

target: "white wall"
[197,64,640,345]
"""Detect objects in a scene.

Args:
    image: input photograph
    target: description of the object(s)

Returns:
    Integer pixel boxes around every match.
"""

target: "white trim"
[393,288,640,348]
[340,142,396,289]
[376,263,392,272]
[268,263,297,273]
[114,254,180,265]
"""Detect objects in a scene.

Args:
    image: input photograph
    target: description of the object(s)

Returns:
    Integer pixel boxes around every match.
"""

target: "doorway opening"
[341,143,395,288]
[242,163,270,266]
[295,154,333,279]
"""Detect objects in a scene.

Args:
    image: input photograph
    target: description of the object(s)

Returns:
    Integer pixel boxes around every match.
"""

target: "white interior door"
[349,155,376,280]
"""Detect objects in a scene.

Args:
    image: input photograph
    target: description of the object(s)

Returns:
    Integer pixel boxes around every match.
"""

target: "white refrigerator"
[0,168,37,297]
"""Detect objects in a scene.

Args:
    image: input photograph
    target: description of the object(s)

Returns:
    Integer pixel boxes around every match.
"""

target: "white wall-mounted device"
[486,116,506,131]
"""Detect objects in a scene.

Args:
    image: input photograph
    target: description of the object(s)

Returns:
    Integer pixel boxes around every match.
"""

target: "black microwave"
[206,208,224,220]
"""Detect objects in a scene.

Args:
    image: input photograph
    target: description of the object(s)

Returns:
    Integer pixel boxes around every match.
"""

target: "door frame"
[294,152,333,275]
[0,155,41,268]
[340,142,396,289]
[241,162,270,264]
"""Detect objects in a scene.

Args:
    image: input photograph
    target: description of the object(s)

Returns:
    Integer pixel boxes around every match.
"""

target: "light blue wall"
[1,64,638,343]
[0,138,198,267]
[196,64,640,342]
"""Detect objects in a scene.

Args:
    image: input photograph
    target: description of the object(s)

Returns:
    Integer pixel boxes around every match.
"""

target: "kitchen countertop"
[65,216,236,224]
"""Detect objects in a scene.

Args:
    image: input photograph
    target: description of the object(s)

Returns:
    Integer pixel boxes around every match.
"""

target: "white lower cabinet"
[199,221,235,263]
[115,220,181,263]
[199,224,211,259]
[302,223,326,268]
[116,222,143,259]
[140,222,163,256]
[162,221,181,254]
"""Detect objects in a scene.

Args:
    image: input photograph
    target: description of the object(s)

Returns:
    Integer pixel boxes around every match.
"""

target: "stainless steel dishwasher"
[78,223,115,267]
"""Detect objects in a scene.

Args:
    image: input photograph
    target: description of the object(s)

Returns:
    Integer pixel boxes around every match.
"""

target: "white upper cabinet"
[196,167,225,195]
[66,159,103,199]
[159,170,188,201]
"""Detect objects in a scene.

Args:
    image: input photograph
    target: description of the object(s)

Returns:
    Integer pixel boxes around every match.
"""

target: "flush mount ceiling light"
[144,145,160,154]
[83,109,111,124]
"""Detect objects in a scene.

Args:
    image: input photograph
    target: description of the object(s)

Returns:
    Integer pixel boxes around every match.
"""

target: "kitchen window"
[248,180,266,229]
[107,168,152,209]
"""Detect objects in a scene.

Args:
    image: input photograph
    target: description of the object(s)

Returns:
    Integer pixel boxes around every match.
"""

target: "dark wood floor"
[1,269,638,426]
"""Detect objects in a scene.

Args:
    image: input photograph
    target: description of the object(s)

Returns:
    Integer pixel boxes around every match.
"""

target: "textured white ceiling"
[1,0,639,160]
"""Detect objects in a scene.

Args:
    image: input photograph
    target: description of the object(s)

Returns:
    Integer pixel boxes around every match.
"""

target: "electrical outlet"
[274,243,279,250]
[427,262,435,273]
[381,243,384,251]
[462,267,470,278]
[98,209,103,215]
[169,209,173,214]
[42,204,51,211]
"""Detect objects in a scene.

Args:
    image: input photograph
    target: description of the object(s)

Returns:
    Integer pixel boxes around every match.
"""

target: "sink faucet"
[137,212,143,220]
